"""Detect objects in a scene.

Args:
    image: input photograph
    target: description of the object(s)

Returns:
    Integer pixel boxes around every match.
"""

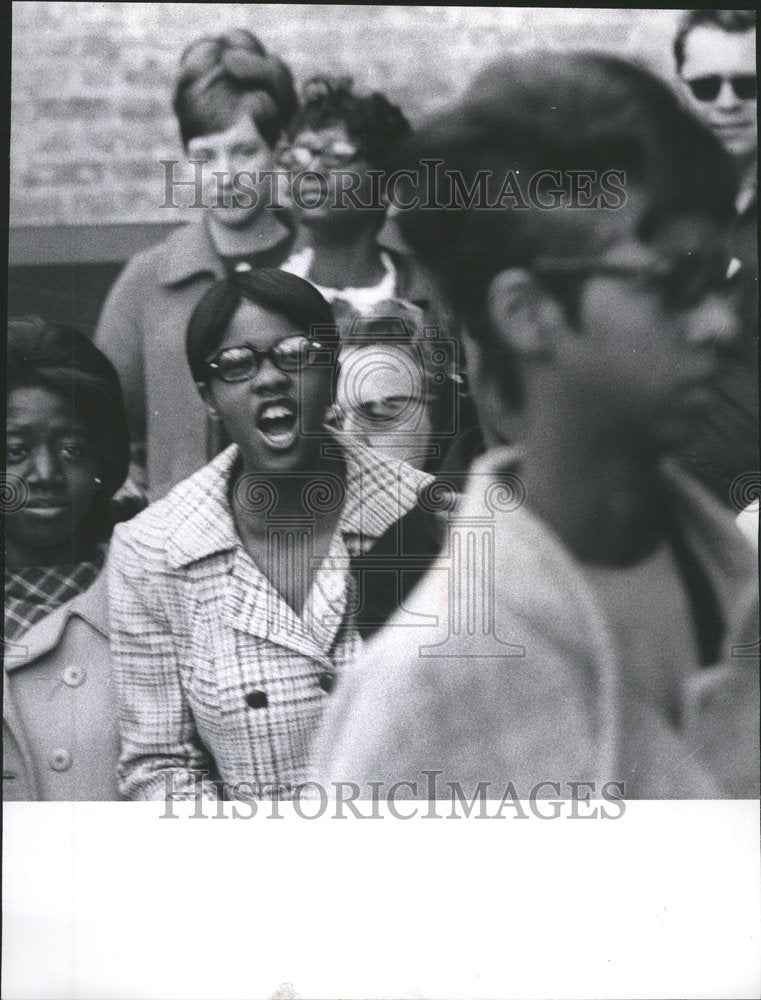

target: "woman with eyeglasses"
[95,30,299,503]
[280,76,455,334]
[107,269,432,800]
[4,317,132,800]
[333,298,463,474]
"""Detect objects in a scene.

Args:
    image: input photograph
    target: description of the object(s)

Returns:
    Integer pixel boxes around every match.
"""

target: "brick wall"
[10,4,682,227]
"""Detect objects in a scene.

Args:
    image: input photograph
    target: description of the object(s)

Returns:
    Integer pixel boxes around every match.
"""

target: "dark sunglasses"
[533,251,739,310]
[206,335,325,382]
[685,74,756,102]
[283,141,361,170]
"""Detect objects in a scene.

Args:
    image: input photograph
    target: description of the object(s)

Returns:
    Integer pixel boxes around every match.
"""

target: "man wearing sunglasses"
[314,50,759,800]
[672,10,758,507]
[675,10,756,172]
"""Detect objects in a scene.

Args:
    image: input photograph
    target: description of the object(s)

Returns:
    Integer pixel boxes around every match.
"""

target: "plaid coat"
[108,442,432,800]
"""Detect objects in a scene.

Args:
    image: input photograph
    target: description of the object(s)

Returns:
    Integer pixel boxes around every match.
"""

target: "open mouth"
[256,400,299,452]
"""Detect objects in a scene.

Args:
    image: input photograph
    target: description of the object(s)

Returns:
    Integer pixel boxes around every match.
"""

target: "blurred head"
[284,76,410,233]
[397,51,740,454]
[187,269,338,474]
[174,29,298,227]
[674,10,757,163]
[5,317,130,567]
[335,299,456,469]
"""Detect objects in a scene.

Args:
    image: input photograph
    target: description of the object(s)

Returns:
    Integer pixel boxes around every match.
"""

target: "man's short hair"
[396,50,737,407]
[674,9,757,73]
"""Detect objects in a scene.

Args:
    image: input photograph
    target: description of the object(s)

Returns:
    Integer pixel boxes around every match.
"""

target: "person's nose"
[215,148,235,186]
[302,151,331,180]
[28,445,63,485]
[251,355,292,394]
[716,79,740,111]
[687,293,739,350]
[300,148,323,170]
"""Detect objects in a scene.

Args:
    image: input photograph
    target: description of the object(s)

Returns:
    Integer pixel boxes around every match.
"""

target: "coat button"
[49,749,72,772]
[318,671,337,694]
[62,666,86,687]
[245,689,268,709]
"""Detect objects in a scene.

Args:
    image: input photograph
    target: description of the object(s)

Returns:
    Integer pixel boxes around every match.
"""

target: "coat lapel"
[222,547,334,664]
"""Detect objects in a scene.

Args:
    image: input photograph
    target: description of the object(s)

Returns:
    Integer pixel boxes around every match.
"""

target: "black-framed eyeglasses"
[532,251,740,310]
[283,141,362,170]
[684,74,757,103]
[206,335,325,383]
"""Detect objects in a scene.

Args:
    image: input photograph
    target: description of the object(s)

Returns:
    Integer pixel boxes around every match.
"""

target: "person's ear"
[486,268,568,359]
[196,381,220,420]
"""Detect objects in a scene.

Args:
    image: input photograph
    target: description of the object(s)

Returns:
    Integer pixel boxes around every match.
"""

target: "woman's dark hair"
[6,317,131,537]
[290,76,411,170]
[173,29,297,147]
[187,269,338,384]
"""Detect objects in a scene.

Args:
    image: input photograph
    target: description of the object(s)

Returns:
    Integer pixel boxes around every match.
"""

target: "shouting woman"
[108,269,432,800]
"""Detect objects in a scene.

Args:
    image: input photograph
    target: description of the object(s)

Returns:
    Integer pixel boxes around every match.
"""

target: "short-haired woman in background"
[4,317,131,800]
[108,269,431,800]
[96,29,299,502]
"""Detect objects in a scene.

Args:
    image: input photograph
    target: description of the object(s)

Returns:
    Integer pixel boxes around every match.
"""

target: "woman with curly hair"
[281,76,455,335]
[95,30,299,501]
[4,317,132,800]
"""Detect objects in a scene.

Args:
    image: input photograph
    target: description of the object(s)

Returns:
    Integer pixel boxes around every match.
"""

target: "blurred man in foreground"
[314,51,759,800]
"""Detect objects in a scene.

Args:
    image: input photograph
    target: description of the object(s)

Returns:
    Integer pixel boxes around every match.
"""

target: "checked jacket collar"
[162,441,433,661]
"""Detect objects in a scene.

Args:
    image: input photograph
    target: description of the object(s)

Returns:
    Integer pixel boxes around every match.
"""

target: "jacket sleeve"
[94,258,148,488]
[107,527,219,801]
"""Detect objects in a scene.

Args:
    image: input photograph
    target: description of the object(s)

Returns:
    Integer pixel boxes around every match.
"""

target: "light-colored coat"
[108,443,432,800]
[3,573,121,801]
[315,448,759,799]
[94,218,233,500]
